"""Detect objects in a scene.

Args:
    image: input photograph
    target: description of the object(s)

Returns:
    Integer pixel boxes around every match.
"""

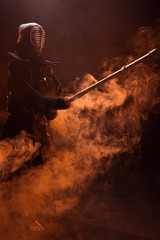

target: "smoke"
[0,25,160,239]
[0,131,41,181]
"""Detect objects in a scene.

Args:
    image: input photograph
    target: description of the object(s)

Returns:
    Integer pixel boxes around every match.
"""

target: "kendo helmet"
[17,22,45,56]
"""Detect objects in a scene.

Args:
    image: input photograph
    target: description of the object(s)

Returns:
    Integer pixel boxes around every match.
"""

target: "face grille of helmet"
[30,25,45,55]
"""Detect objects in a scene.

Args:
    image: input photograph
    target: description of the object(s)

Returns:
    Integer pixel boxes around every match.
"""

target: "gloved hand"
[54,96,70,109]
[40,96,70,113]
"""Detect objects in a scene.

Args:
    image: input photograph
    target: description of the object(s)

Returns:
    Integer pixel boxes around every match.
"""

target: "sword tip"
[149,48,159,56]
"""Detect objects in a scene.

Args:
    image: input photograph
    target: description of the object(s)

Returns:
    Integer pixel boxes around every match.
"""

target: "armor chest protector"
[28,64,58,96]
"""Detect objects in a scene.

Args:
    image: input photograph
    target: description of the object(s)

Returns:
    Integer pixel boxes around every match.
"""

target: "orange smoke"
[0,24,160,239]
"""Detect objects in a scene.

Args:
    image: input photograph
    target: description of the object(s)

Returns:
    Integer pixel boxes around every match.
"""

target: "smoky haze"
[0,23,160,239]
[0,1,160,239]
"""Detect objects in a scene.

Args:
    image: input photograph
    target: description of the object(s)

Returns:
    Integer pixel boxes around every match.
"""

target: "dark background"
[0,1,160,239]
